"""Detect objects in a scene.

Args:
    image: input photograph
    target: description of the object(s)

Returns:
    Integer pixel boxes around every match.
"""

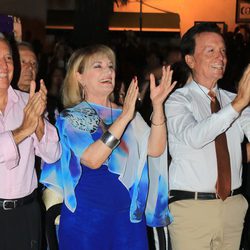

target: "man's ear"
[185,55,195,69]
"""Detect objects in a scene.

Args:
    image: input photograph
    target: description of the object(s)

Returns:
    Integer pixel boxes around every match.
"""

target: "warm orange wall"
[114,0,239,35]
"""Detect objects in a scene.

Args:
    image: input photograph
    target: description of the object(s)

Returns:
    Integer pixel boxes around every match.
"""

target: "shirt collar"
[8,86,19,104]
[190,80,219,95]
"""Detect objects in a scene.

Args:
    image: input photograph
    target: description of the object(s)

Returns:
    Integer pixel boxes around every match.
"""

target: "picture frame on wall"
[236,0,250,23]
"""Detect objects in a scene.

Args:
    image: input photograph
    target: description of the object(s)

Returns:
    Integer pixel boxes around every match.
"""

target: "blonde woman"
[41,44,176,250]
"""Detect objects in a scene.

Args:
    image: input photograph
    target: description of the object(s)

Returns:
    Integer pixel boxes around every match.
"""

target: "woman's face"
[0,40,13,91]
[77,54,115,100]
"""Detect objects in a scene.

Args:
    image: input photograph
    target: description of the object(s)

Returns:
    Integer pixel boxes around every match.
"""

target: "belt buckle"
[3,200,18,210]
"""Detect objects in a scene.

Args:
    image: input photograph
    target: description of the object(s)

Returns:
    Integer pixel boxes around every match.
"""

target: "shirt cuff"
[38,119,59,144]
[225,103,240,119]
[218,104,239,132]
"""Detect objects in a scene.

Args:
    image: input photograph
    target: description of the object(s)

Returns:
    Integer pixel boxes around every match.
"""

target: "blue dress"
[59,165,148,250]
[40,102,172,250]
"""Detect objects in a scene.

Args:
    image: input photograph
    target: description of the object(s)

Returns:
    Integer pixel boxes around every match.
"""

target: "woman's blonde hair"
[62,44,116,108]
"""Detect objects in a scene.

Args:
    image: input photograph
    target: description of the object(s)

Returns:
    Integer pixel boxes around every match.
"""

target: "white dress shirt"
[165,80,250,192]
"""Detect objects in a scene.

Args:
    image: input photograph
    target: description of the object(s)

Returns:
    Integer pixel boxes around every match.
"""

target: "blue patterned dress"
[40,102,172,250]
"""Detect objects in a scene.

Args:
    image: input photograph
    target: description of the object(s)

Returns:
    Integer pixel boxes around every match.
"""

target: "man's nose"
[0,58,8,70]
[24,62,33,69]
[22,61,36,70]
[217,50,225,60]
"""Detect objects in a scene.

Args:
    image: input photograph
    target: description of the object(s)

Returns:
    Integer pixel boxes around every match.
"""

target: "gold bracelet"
[151,119,166,126]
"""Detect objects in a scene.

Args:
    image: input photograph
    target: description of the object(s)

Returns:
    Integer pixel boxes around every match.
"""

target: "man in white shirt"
[165,22,250,250]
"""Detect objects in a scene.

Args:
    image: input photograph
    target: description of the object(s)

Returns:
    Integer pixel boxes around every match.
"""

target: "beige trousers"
[168,195,248,250]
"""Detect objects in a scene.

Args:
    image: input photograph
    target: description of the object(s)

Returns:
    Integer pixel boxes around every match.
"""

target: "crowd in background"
[2,21,250,249]
[28,25,250,123]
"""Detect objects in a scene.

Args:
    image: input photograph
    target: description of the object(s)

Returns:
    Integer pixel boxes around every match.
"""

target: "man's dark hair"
[180,22,222,59]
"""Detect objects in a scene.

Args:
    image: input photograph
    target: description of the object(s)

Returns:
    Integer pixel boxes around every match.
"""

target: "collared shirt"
[165,80,250,192]
[0,86,61,199]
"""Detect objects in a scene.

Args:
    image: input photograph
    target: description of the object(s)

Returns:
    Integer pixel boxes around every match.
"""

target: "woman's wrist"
[120,110,134,124]
[150,115,166,126]
[152,103,164,115]
[151,118,166,126]
[150,106,166,126]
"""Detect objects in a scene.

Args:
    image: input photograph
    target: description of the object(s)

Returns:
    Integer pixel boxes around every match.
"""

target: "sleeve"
[165,91,239,149]
[40,114,95,212]
[146,148,172,227]
[33,119,61,163]
[0,131,19,169]
[130,113,172,227]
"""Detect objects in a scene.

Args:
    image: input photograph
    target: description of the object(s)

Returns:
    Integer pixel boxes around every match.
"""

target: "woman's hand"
[147,66,176,157]
[150,65,176,107]
[121,77,139,122]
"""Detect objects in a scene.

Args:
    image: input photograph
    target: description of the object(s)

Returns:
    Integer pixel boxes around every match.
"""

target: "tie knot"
[208,90,216,102]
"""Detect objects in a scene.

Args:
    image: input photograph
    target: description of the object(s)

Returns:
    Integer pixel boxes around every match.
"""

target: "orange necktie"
[208,90,231,200]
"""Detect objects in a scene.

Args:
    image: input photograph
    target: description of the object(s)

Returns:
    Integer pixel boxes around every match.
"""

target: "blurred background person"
[16,41,38,92]
[46,66,65,125]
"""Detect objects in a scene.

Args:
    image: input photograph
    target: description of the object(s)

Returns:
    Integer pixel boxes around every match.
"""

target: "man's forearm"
[35,117,45,141]
[12,127,31,145]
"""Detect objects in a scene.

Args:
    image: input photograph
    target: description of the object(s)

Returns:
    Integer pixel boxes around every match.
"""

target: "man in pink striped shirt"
[0,37,61,250]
